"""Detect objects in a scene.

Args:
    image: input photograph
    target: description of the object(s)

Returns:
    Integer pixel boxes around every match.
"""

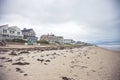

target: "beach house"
[21,28,38,42]
[0,24,23,40]
[54,36,64,44]
[64,39,75,44]
[40,34,55,44]
[40,34,64,44]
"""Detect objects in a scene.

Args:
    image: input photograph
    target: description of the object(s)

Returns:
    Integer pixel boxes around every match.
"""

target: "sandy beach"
[0,46,120,80]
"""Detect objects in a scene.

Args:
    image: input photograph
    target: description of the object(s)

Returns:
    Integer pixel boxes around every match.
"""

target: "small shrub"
[37,40,49,44]
[12,39,27,43]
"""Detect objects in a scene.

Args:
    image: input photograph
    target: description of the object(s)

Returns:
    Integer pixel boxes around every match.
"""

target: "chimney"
[24,28,26,30]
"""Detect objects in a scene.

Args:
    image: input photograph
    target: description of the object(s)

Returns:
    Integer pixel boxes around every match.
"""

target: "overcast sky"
[0,0,120,43]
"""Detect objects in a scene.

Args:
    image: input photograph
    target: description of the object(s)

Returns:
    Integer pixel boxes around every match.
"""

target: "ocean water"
[97,42,120,52]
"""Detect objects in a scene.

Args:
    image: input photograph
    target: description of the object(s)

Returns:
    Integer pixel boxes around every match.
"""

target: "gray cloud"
[0,0,120,43]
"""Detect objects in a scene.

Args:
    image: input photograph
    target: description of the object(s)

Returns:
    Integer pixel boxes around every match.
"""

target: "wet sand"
[0,46,120,80]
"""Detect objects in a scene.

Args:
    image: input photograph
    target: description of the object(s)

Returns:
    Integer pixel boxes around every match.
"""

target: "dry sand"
[0,46,120,80]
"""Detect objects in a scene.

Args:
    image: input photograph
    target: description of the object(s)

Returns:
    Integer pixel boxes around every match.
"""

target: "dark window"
[10,30,15,34]
[17,32,20,35]
[3,29,7,33]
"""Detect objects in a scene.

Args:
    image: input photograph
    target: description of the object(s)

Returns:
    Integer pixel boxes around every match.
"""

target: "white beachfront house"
[64,39,75,44]
[0,24,23,40]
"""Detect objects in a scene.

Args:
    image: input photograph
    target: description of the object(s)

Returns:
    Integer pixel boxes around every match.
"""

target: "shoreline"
[96,46,120,54]
[97,44,120,52]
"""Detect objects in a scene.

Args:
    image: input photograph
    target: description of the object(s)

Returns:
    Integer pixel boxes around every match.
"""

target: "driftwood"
[0,40,6,46]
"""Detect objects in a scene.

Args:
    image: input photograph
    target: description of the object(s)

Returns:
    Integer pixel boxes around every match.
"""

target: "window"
[10,30,15,34]
[3,29,7,33]
[2,35,9,37]
[17,32,20,35]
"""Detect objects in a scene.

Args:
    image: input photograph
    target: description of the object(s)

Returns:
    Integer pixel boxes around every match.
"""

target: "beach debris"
[12,62,30,65]
[24,74,28,76]
[9,50,29,56]
[87,57,90,59]
[16,57,24,61]
[32,56,34,58]
[8,69,11,71]
[59,47,64,49]
[44,63,48,65]
[0,57,10,62]
[84,53,86,56]
[74,74,78,77]
[18,51,29,55]
[46,54,49,56]
[70,66,74,68]
[71,61,75,63]
[16,68,24,73]
[70,49,73,53]
[45,59,50,62]
[0,49,9,52]
[9,51,18,56]
[62,77,72,80]
[41,55,44,57]
[41,49,44,51]
[5,58,12,62]
[70,65,88,69]
[0,57,6,60]
[0,65,3,67]
[64,56,66,57]
[0,52,5,54]
[91,70,96,72]
[52,52,56,55]
[80,66,88,69]
[37,59,44,63]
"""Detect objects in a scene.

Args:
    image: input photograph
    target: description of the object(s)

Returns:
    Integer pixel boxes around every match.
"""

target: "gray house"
[21,28,38,42]
[0,24,23,40]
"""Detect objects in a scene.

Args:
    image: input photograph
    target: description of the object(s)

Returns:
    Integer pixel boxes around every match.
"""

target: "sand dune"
[0,46,120,80]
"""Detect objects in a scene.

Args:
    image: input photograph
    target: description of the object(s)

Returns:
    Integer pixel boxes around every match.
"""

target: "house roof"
[64,39,74,41]
[56,36,63,38]
[8,27,16,31]
[0,24,8,28]
[21,28,33,32]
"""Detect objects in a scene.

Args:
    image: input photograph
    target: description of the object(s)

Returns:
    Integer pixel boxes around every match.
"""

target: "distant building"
[40,34,55,43]
[0,24,23,40]
[64,39,75,44]
[21,28,38,42]
[76,41,82,44]
[54,36,64,44]
[40,34,64,44]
